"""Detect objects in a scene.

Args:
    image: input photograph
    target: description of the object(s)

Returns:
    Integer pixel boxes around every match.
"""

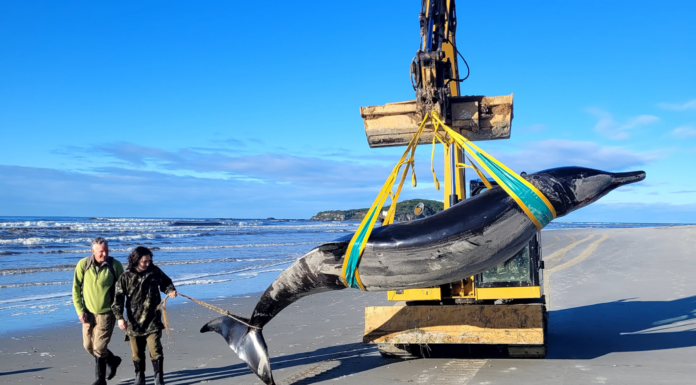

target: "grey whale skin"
[201,167,645,385]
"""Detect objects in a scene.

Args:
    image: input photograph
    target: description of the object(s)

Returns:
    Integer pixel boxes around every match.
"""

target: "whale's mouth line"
[611,171,646,187]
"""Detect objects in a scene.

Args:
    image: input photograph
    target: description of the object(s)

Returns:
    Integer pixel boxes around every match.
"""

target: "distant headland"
[310,199,444,222]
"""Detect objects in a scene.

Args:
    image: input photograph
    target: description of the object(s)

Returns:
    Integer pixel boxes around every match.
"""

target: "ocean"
[0,216,690,334]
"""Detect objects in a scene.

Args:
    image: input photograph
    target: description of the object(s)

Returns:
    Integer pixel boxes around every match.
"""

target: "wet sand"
[2,226,696,384]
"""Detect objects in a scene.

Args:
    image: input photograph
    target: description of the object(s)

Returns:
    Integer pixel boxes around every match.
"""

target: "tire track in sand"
[543,234,593,263]
[540,234,561,252]
[278,343,375,385]
[416,359,487,384]
[544,234,609,309]
[279,359,342,385]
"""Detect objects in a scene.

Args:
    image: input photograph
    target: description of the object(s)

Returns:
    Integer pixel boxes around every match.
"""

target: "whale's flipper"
[200,316,274,385]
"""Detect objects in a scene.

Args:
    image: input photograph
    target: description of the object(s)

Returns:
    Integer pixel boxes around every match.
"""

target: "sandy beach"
[2,226,696,385]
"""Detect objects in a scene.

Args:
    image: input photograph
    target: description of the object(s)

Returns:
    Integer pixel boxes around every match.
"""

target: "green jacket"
[112,265,176,337]
[72,256,124,316]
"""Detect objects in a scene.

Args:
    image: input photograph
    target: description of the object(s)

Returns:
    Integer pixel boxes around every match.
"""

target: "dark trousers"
[129,331,163,362]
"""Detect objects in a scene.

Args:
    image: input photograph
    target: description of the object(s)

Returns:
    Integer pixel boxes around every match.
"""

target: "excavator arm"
[360,0,513,207]
[412,0,463,119]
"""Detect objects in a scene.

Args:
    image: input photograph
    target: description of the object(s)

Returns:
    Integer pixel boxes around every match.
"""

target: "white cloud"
[671,125,696,139]
[5,164,691,223]
[31,139,663,218]
[658,100,696,111]
[0,165,388,218]
[489,139,658,173]
[86,142,393,188]
[562,201,696,224]
[587,108,659,140]
[37,141,468,217]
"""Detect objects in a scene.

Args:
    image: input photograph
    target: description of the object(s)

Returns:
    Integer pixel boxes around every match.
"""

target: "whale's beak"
[611,171,646,187]
[541,168,647,218]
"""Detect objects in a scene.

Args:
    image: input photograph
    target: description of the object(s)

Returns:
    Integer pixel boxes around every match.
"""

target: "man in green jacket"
[73,237,124,385]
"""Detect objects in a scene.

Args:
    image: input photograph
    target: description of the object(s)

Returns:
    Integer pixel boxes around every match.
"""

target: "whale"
[200,166,645,385]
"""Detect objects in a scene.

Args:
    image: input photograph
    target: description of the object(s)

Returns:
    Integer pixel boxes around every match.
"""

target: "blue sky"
[1,1,695,222]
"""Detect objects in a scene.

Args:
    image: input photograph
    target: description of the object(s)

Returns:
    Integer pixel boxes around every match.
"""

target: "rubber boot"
[132,360,146,385]
[91,355,107,385]
[106,350,122,380]
[152,357,164,385]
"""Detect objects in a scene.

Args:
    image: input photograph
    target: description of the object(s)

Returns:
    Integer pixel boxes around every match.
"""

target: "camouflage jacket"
[112,265,176,337]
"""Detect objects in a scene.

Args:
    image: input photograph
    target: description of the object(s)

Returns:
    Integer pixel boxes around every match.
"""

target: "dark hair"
[127,246,154,272]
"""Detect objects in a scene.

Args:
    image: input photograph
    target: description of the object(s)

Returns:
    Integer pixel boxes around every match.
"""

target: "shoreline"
[0,290,267,338]
[2,224,695,337]
[0,288,392,385]
[2,226,696,384]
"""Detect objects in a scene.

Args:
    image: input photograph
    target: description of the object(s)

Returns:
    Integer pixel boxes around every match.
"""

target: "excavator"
[360,0,547,359]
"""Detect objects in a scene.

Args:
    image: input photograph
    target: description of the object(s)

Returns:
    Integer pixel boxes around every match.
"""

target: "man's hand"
[78,313,88,324]
[118,319,127,330]
[168,290,178,299]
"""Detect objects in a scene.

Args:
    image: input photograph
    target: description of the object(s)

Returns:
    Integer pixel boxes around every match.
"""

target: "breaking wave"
[0,265,77,276]
[0,216,354,333]
[154,242,319,251]
[0,292,73,305]
[174,278,237,287]
[171,259,295,282]
[0,252,303,276]
[0,232,205,246]
[237,268,285,277]
[1,262,293,291]
[6,241,322,256]
[0,281,72,289]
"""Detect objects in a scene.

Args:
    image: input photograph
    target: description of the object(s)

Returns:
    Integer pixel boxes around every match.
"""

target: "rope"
[430,130,449,191]
[156,293,261,338]
[160,294,172,339]
[341,111,557,290]
[429,112,556,229]
[456,155,493,190]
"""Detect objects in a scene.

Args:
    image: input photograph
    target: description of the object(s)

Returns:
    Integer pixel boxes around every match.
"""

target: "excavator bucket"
[360,94,513,148]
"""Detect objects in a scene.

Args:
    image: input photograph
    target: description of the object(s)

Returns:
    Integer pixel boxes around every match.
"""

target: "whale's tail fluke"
[200,316,274,385]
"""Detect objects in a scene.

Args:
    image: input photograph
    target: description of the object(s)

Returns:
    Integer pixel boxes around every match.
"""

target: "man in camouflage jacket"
[112,246,176,385]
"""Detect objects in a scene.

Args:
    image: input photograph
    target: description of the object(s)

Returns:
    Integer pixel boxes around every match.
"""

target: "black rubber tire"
[377,343,421,359]
[507,345,547,358]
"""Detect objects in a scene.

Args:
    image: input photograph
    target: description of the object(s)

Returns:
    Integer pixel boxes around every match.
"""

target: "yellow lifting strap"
[429,112,556,229]
[341,111,556,290]
[341,114,430,290]
[428,128,491,192]
[458,161,493,189]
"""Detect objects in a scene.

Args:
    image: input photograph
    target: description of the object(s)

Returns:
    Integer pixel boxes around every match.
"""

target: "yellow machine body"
[362,0,547,358]
[379,0,543,306]
[388,284,542,302]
